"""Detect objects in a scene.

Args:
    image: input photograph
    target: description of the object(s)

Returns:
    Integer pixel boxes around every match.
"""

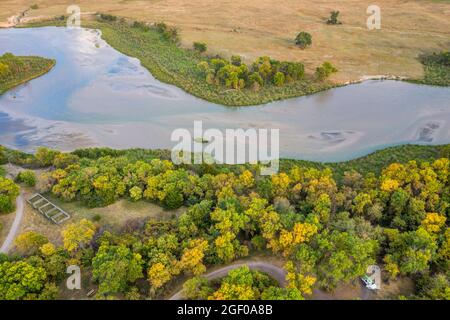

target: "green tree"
[384,227,437,275]
[209,266,274,300]
[295,32,312,49]
[0,260,47,300]
[183,276,214,300]
[92,244,143,296]
[273,72,285,86]
[418,274,450,300]
[315,231,378,289]
[16,170,37,187]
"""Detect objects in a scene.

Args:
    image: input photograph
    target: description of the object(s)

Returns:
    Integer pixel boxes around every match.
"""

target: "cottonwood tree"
[61,219,96,253]
[295,32,312,49]
[92,244,143,296]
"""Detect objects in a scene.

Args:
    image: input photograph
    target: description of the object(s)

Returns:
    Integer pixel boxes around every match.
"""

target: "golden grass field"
[1,0,450,82]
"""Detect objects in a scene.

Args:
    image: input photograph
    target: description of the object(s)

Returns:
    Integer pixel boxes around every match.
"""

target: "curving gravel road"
[0,194,24,254]
[169,261,287,300]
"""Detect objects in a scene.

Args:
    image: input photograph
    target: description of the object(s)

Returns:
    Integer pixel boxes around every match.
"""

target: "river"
[1,27,450,162]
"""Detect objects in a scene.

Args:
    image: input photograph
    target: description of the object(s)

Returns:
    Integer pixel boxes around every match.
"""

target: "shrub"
[315,61,338,80]
[252,56,273,81]
[420,51,450,67]
[327,11,341,25]
[35,147,59,167]
[155,22,179,43]
[193,42,207,53]
[231,55,242,66]
[197,61,211,76]
[295,32,312,49]
[183,276,213,300]
[248,72,264,91]
[279,62,305,81]
[0,62,10,77]
[99,14,117,22]
[92,214,102,222]
[273,72,285,86]
[14,231,48,256]
[216,64,247,89]
[53,153,79,169]
[155,22,168,33]
[16,170,36,187]
[30,4,39,10]
[129,186,143,201]
[210,58,227,73]
[0,177,20,214]
[132,21,149,31]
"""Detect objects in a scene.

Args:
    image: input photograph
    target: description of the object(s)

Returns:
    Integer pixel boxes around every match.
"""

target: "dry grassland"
[1,0,449,82]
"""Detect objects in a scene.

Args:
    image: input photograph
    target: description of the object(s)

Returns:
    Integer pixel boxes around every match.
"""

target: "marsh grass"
[412,52,450,86]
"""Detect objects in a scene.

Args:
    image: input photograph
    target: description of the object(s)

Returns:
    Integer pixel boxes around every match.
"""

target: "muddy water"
[1,27,450,161]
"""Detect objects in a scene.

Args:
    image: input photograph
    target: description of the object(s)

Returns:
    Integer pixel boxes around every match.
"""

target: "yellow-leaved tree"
[178,238,209,275]
[61,219,96,252]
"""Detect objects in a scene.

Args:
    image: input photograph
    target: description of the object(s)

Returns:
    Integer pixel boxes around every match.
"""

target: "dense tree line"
[0,146,449,299]
[197,55,335,91]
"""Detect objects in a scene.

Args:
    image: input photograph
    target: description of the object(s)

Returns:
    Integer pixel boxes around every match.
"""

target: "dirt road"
[0,194,24,254]
[169,261,287,300]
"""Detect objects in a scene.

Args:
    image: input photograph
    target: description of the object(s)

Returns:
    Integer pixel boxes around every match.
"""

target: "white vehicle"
[361,275,379,290]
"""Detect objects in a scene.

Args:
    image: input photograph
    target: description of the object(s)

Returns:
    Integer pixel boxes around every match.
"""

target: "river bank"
[1,26,450,162]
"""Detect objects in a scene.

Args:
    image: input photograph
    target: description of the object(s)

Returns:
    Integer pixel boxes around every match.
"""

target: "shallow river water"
[1,27,450,162]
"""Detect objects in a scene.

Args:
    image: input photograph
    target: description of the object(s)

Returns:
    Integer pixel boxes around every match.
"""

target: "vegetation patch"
[15,170,37,187]
[0,176,19,214]
[0,53,55,95]
[414,51,450,86]
[183,266,296,300]
[0,143,449,299]
[22,16,336,106]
